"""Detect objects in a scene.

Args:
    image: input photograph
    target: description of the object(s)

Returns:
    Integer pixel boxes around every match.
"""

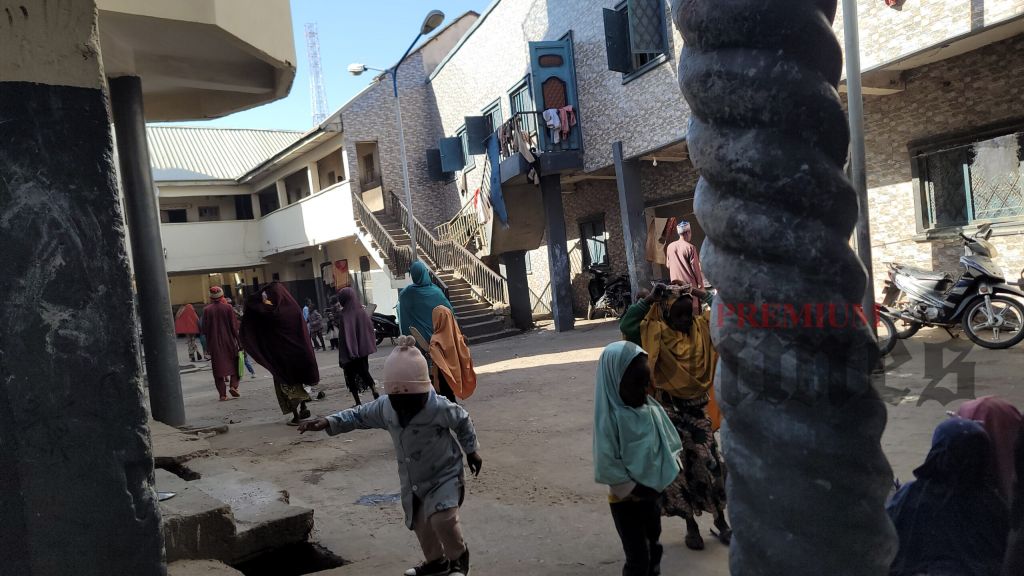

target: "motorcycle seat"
[896,265,951,282]
[375,314,397,322]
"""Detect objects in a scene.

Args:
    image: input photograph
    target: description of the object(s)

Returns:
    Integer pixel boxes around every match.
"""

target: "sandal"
[711,527,732,546]
[299,408,312,420]
[219,396,229,402]
[229,388,240,398]
[286,418,301,426]
[684,533,705,551]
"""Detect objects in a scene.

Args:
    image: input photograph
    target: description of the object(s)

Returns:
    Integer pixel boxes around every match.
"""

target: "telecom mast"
[305,23,329,126]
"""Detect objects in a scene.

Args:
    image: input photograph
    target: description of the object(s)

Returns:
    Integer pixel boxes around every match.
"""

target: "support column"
[501,250,534,330]
[0,1,163,573]
[276,179,288,207]
[110,76,187,427]
[613,141,650,300]
[673,2,895,574]
[313,246,328,312]
[541,174,575,332]
[307,162,321,195]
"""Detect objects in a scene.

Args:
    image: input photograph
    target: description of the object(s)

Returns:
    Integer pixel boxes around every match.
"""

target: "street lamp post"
[350,10,445,264]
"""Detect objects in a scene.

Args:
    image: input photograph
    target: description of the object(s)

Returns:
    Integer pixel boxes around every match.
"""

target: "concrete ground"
[172,320,1024,575]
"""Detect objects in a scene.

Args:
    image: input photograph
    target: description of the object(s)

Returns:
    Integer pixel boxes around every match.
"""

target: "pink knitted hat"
[383,336,431,395]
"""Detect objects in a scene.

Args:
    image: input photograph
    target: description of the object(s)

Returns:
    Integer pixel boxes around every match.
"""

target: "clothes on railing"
[558,105,576,143]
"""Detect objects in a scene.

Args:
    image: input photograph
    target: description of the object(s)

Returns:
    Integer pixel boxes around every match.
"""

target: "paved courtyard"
[173,320,1024,575]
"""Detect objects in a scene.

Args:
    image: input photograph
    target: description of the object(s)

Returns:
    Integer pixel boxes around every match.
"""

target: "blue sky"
[165,0,489,131]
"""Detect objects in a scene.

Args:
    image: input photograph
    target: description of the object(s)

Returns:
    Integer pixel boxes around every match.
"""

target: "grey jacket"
[327,391,479,528]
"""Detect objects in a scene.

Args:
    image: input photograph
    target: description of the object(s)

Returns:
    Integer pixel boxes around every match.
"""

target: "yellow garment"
[641,303,717,401]
[429,306,477,400]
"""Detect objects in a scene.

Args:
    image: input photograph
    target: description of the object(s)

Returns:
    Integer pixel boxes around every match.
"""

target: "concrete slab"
[157,469,236,563]
[151,420,213,468]
[167,559,244,576]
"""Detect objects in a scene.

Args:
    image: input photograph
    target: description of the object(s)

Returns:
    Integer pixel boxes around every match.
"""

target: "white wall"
[161,219,264,273]
[260,181,357,256]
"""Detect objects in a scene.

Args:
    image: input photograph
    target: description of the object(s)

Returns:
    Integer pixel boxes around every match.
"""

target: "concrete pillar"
[313,246,328,311]
[0,1,164,573]
[541,174,575,332]
[110,75,187,427]
[672,2,896,575]
[613,141,650,300]
[501,251,534,330]
[276,179,288,207]
[252,192,263,218]
[307,162,321,195]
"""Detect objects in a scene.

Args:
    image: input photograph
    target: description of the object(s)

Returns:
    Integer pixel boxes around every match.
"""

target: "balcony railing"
[351,189,411,280]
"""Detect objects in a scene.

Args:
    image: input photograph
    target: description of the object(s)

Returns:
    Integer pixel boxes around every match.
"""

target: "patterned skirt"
[655,390,728,519]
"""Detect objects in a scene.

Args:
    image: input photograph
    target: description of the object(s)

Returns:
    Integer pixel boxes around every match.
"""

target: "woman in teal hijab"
[594,341,682,576]
[398,261,453,347]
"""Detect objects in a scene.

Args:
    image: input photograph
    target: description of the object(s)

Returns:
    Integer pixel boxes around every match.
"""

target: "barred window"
[603,0,668,79]
[915,130,1024,229]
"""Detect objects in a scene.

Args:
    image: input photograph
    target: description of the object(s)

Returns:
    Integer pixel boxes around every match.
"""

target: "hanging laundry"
[472,188,491,225]
[660,217,678,262]
[542,109,561,145]
[558,105,577,143]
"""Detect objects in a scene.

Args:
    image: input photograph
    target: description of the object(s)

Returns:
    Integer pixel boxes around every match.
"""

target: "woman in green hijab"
[594,341,682,576]
[398,261,453,348]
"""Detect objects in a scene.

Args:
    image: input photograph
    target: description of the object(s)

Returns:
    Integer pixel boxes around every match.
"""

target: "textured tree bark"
[671,1,897,574]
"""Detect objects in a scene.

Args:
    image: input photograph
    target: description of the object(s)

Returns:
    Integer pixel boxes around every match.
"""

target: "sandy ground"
[174,320,1024,575]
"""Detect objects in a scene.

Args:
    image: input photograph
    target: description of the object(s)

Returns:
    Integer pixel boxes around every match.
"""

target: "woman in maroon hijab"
[240,282,319,425]
[335,287,379,406]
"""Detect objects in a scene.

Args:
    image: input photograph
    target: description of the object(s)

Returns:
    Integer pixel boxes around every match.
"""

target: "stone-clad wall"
[863,34,1024,292]
[833,0,1024,72]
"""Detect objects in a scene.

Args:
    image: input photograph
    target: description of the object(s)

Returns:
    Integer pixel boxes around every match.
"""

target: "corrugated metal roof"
[146,125,303,181]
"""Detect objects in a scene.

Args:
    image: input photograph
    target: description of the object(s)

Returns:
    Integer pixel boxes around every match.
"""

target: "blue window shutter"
[426,149,445,181]
[628,0,665,55]
[439,137,465,173]
[603,8,631,73]
[528,39,580,151]
[464,116,490,155]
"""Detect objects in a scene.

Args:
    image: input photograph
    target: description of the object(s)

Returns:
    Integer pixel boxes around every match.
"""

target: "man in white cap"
[299,335,482,576]
[666,221,706,314]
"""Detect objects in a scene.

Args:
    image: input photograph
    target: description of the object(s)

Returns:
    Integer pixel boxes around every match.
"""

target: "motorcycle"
[880,223,1024,349]
[372,311,401,345]
[586,264,632,320]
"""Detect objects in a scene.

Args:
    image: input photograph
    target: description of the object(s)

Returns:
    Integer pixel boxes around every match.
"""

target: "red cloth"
[957,396,1023,500]
[240,282,319,385]
[200,300,239,379]
[558,105,576,142]
[667,238,705,314]
[174,303,200,335]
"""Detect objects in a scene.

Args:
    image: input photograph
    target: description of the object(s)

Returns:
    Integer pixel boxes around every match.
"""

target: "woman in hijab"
[430,305,476,403]
[336,287,380,406]
[398,261,453,349]
[889,418,1009,576]
[175,303,202,362]
[639,289,730,550]
[1004,425,1024,575]
[957,396,1023,502]
[240,282,319,425]
[594,341,682,576]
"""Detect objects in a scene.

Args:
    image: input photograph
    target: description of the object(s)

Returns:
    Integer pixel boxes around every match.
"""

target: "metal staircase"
[351,190,519,345]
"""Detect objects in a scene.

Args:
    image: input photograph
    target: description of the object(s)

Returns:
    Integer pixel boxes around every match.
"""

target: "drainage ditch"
[232,542,346,575]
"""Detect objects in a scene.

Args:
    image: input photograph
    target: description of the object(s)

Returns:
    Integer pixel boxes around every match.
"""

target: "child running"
[594,341,682,576]
[299,335,482,576]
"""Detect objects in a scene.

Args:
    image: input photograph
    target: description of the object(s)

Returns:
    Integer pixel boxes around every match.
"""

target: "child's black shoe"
[448,548,470,576]
[404,558,449,576]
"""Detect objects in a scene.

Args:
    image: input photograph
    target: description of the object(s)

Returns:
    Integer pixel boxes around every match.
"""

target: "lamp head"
[347,63,367,76]
[420,10,445,35]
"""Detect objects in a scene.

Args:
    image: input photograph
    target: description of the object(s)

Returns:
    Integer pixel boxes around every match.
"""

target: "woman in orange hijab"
[429,305,477,402]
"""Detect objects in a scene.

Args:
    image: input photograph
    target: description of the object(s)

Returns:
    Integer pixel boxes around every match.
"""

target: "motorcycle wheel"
[375,333,384,345]
[962,295,1024,349]
[895,319,922,339]
[614,301,628,318]
[877,313,897,357]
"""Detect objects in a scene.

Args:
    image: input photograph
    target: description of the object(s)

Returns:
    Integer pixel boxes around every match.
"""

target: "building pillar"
[0,1,164,573]
[110,75,187,427]
[313,246,328,312]
[501,250,533,330]
[252,192,263,218]
[307,162,321,195]
[613,141,650,300]
[673,2,896,574]
[276,179,288,207]
[541,174,575,332]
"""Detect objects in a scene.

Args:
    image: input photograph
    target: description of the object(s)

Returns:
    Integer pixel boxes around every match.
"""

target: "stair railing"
[389,191,509,308]
[436,200,484,250]
[351,190,412,279]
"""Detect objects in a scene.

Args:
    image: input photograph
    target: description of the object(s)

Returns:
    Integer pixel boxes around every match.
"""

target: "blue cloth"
[487,134,509,226]
[398,261,453,346]
[593,341,681,493]
[327,391,478,528]
[887,419,1009,576]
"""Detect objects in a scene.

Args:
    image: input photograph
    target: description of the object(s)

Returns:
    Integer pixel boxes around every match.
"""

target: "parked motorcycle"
[372,311,401,345]
[880,223,1024,349]
[586,264,632,320]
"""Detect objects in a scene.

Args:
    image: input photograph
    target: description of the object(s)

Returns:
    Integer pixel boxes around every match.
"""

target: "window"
[915,129,1024,230]
[482,99,503,134]
[457,125,475,172]
[197,206,220,222]
[580,217,609,267]
[361,153,378,185]
[604,0,669,80]
[509,77,538,147]
[234,195,254,220]
[160,209,187,223]
[257,186,279,216]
